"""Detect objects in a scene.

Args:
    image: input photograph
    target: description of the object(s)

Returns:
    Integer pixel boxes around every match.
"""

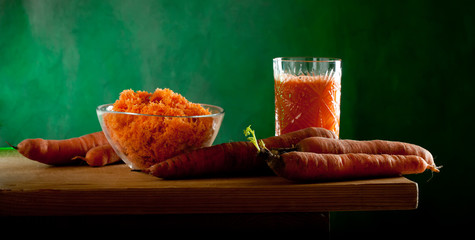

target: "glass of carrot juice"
[273,57,342,137]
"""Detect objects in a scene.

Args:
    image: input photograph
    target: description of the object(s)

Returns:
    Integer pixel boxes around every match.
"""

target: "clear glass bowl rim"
[97,103,225,119]
[273,57,341,62]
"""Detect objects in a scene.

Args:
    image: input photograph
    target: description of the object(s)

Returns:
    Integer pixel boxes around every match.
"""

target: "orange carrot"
[280,137,435,168]
[72,144,121,167]
[11,131,109,165]
[145,127,337,178]
[259,127,337,148]
[264,151,439,182]
[146,141,261,178]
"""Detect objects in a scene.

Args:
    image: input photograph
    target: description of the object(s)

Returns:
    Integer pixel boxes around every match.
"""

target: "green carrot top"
[243,125,266,152]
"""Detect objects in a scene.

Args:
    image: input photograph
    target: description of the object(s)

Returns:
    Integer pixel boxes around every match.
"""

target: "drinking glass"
[273,57,342,137]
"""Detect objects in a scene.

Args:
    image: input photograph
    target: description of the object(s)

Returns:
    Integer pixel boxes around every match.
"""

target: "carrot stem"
[243,125,261,151]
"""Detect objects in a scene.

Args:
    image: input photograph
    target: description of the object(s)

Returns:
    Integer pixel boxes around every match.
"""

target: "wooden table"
[0,149,418,236]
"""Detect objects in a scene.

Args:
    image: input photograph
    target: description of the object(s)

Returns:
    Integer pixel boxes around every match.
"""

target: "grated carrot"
[104,88,213,169]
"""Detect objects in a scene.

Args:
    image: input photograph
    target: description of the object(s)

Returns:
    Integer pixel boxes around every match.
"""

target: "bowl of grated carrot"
[97,88,225,170]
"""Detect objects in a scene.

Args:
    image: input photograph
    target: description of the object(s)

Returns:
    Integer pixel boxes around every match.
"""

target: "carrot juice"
[273,57,341,137]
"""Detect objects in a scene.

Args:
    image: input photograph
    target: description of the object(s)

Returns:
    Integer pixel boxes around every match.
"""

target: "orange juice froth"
[274,74,341,137]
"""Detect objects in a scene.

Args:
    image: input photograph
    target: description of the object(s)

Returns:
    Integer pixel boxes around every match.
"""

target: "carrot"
[257,127,337,148]
[263,151,439,182]
[10,131,110,165]
[278,136,436,168]
[146,141,261,178]
[145,126,337,178]
[72,144,121,167]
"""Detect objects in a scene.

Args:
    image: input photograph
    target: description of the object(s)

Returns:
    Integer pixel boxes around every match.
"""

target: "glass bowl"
[97,103,224,170]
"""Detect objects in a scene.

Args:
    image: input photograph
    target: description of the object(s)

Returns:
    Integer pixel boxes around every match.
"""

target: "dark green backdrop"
[1,0,473,237]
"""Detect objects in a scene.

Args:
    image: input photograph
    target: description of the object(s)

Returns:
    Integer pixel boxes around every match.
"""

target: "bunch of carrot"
[146,126,439,182]
[8,131,121,167]
[251,130,439,182]
[145,126,337,178]
[10,126,439,182]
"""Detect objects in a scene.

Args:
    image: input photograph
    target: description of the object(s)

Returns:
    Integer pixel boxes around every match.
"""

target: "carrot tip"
[429,165,442,173]
[71,156,86,161]
[5,141,18,150]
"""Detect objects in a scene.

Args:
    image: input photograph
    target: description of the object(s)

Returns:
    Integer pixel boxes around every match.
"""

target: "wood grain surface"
[0,149,418,216]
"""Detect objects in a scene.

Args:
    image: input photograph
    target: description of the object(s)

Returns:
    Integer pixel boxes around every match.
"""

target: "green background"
[1,0,474,237]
